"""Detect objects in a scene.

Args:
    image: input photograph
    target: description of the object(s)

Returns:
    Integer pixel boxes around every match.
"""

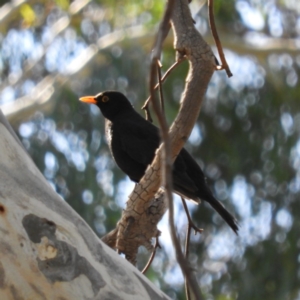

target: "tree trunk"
[0,110,169,300]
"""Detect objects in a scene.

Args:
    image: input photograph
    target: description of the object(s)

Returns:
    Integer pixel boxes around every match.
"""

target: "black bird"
[80,91,238,234]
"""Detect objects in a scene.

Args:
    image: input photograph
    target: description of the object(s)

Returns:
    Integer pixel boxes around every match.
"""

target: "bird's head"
[79,91,133,121]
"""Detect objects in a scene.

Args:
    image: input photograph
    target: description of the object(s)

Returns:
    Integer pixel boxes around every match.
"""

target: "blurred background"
[0,0,299,299]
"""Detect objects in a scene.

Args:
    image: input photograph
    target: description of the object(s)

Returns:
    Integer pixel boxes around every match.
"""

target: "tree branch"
[105,0,215,280]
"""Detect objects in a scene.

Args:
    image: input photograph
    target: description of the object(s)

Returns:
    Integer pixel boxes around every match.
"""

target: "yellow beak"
[79,96,97,104]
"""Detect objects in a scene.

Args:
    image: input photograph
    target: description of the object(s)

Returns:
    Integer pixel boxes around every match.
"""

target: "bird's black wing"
[172,150,202,202]
[177,148,239,233]
[119,116,202,200]
[175,148,213,199]
[118,117,161,167]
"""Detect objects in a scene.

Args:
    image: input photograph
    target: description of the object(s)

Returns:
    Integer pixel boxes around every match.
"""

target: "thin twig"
[182,197,203,300]
[207,0,233,77]
[142,236,161,274]
[184,223,192,300]
[142,58,186,111]
[157,59,165,114]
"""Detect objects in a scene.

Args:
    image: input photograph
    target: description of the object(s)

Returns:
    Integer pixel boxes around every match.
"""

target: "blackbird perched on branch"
[80,91,238,234]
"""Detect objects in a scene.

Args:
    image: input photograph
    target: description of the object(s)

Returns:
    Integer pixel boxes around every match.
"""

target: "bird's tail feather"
[207,196,239,234]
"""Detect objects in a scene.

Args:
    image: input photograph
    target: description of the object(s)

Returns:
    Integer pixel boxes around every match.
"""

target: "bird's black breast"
[105,114,160,182]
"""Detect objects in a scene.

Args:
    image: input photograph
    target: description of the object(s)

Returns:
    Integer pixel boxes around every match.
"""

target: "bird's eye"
[102,95,109,103]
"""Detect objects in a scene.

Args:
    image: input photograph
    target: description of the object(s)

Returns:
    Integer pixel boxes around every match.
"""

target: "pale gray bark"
[0,110,169,300]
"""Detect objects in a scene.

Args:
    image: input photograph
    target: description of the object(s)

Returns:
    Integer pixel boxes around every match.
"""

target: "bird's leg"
[181,197,203,235]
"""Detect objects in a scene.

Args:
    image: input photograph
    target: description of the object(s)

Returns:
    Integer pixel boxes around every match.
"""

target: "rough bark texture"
[0,110,170,299]
[104,0,215,263]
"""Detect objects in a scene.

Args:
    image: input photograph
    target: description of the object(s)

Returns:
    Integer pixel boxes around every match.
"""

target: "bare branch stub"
[144,105,154,123]
[101,228,118,249]
[142,234,161,274]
